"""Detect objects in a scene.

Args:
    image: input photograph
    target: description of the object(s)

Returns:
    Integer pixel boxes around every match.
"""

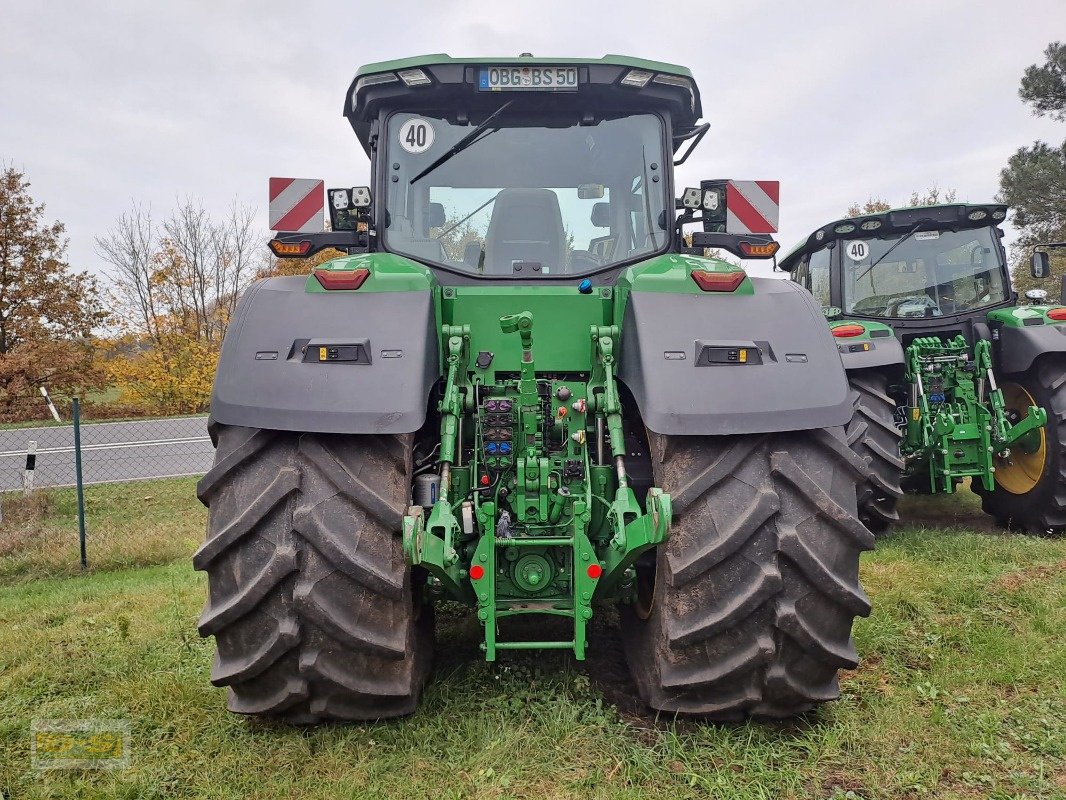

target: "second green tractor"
[783,208,1066,534]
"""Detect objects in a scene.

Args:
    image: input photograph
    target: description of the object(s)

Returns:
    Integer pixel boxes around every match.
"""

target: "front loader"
[783,207,1066,534]
[195,54,873,723]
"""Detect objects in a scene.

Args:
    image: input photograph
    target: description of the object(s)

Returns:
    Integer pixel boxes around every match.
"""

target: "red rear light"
[587,563,602,579]
[469,565,485,581]
[314,267,370,290]
[1048,307,1066,321]
[831,324,866,338]
[692,270,746,292]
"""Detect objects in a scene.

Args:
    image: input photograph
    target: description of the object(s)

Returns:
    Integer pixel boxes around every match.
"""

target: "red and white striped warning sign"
[269,178,324,233]
[725,180,780,234]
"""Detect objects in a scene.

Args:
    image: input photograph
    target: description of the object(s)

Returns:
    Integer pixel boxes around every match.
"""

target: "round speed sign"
[845,241,870,262]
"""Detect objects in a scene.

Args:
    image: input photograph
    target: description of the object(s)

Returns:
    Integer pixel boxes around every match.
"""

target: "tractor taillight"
[469,565,485,580]
[739,241,780,258]
[1048,307,1066,321]
[587,563,602,579]
[691,270,746,292]
[832,324,866,338]
[269,239,312,257]
[313,268,370,290]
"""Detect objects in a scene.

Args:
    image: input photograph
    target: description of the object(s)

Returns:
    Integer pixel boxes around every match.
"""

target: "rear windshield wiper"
[853,222,924,284]
[409,100,514,185]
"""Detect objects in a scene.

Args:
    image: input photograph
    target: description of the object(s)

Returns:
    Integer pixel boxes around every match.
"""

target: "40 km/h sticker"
[845,240,870,261]
[398,118,434,154]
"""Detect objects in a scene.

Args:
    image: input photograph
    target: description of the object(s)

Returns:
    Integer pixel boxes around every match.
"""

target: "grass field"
[0,481,1063,799]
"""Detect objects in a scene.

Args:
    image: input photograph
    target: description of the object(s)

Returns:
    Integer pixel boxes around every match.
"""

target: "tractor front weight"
[902,335,1046,492]
[403,312,670,661]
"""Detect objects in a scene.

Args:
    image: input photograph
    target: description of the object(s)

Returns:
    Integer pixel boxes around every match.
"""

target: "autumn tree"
[95,199,260,414]
[0,167,107,417]
[1000,41,1066,295]
[846,186,957,218]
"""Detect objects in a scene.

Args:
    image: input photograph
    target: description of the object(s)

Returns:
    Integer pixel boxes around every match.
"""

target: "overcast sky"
[2,1,1063,279]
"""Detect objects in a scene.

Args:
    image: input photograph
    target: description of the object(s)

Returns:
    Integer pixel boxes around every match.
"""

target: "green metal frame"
[403,307,670,660]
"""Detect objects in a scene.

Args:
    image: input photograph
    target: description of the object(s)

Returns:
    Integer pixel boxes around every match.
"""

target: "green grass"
[0,489,1063,799]
[0,478,205,583]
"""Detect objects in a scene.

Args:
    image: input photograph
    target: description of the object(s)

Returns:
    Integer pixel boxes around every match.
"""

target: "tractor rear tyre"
[973,359,1066,534]
[621,429,874,720]
[846,370,904,534]
[194,425,433,722]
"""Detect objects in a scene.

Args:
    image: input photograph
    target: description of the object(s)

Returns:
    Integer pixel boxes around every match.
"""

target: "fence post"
[73,398,87,570]
[23,440,36,493]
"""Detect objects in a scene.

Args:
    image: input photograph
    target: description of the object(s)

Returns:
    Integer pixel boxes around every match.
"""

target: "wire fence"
[0,396,213,577]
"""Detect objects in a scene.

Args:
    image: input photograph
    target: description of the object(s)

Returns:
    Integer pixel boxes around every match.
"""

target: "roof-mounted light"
[992,209,1006,220]
[860,219,882,231]
[398,68,432,87]
[834,223,857,234]
[968,209,988,221]
[620,69,653,88]
[354,72,399,93]
[652,74,691,89]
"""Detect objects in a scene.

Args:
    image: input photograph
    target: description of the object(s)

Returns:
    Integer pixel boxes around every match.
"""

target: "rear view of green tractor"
[195,55,874,723]
[783,206,1066,534]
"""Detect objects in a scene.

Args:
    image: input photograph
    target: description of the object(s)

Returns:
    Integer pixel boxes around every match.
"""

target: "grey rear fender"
[994,319,1066,374]
[618,277,852,435]
[209,277,439,434]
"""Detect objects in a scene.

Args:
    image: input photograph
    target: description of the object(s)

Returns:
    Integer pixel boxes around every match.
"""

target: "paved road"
[0,416,214,490]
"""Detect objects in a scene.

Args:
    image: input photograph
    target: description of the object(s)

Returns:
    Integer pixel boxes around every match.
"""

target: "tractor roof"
[343,53,703,155]
[779,202,1009,272]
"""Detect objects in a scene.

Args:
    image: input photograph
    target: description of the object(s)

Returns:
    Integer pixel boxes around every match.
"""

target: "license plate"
[478,65,578,92]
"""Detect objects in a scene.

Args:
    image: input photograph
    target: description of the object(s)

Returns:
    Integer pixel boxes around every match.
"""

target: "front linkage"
[902,335,1046,492]
[403,312,671,660]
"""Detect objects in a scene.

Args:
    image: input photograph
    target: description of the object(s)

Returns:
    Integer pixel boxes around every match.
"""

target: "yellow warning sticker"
[912,408,921,421]
[319,347,328,361]
[738,349,747,363]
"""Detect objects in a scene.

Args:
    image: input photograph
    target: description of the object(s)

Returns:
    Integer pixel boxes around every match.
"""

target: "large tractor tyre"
[194,425,433,723]
[973,359,1066,534]
[845,370,904,534]
[621,429,874,720]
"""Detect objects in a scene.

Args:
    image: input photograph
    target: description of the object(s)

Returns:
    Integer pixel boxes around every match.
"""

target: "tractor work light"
[681,187,703,208]
[860,219,882,231]
[834,223,857,234]
[992,209,1006,220]
[398,68,432,87]
[691,269,746,292]
[313,267,370,290]
[269,240,312,257]
[831,324,866,338]
[354,72,399,92]
[1026,289,1049,302]
[620,69,653,87]
[968,209,988,221]
[652,74,692,89]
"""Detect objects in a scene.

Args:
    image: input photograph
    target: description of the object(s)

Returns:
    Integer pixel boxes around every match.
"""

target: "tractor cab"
[274,55,777,274]
[782,203,1012,344]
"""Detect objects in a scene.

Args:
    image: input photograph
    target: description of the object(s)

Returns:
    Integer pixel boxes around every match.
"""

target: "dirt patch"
[992,559,1066,592]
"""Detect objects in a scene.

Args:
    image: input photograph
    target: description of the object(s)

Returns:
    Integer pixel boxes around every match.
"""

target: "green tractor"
[195,54,874,723]
[782,207,1066,534]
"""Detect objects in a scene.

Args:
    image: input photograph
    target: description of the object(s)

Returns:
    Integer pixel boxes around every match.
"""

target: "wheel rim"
[994,382,1047,495]
[633,560,656,620]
